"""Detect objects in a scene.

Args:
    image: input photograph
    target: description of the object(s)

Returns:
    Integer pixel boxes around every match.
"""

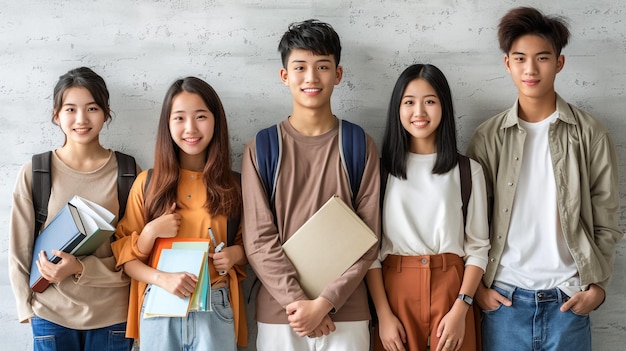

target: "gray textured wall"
[1,1,624,350]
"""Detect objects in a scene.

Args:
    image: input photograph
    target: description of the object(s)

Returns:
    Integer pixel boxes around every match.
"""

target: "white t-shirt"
[496,111,581,295]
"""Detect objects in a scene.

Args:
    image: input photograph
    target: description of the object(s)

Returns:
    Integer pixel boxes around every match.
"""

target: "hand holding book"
[29,195,118,293]
[35,249,82,284]
[153,270,198,299]
[143,247,207,318]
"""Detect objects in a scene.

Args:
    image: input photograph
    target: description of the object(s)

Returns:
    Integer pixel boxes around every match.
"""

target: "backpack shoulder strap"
[255,123,282,203]
[144,168,154,195]
[379,161,389,209]
[255,120,367,205]
[338,119,367,201]
[457,153,472,226]
[114,151,137,220]
[32,151,53,236]
[227,171,242,247]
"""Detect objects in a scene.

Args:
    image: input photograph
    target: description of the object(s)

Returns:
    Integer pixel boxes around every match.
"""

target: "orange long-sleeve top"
[111,169,247,346]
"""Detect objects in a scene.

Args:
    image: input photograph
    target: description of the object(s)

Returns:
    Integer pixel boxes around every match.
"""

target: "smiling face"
[53,86,106,147]
[279,49,343,116]
[399,78,442,154]
[505,34,564,103]
[168,91,215,170]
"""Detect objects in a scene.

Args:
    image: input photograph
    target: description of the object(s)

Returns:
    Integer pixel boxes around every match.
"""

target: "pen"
[214,242,225,253]
[208,227,217,248]
[208,227,227,275]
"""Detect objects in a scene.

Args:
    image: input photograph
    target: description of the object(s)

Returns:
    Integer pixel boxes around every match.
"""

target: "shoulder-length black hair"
[381,63,458,178]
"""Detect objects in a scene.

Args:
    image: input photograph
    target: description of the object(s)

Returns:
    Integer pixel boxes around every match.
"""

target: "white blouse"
[371,153,490,270]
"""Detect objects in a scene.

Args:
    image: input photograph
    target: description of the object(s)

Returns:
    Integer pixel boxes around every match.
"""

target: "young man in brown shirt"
[241,19,380,351]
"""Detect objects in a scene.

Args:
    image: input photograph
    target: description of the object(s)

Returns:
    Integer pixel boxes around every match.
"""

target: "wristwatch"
[458,294,474,306]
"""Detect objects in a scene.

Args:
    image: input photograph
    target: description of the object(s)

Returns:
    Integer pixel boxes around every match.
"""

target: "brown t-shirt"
[242,118,380,324]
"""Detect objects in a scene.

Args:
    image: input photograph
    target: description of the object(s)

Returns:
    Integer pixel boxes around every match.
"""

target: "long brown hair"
[144,77,241,221]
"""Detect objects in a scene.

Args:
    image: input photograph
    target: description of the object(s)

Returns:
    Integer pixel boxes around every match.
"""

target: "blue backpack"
[255,119,367,205]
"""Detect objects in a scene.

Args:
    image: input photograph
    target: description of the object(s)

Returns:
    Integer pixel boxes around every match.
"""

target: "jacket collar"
[501,93,577,130]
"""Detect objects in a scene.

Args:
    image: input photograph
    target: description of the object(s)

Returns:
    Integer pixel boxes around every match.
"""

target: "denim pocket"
[482,285,510,313]
[33,335,57,351]
[566,308,590,317]
[481,303,505,314]
[108,329,133,351]
[212,301,234,323]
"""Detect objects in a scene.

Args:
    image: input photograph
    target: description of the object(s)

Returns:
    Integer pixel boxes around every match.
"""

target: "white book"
[68,195,116,256]
[282,195,378,299]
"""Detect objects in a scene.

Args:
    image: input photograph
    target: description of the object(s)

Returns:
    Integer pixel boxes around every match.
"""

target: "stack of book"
[143,238,212,318]
[30,195,117,293]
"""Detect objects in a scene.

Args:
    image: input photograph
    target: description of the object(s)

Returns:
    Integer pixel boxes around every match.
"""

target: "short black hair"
[382,64,458,178]
[278,19,341,68]
[498,7,570,55]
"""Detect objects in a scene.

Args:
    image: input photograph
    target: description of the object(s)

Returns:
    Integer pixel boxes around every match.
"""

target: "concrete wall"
[1,1,624,349]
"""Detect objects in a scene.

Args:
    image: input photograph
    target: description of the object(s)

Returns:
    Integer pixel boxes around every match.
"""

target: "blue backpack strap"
[255,120,366,204]
[31,151,52,237]
[338,119,367,201]
[255,123,282,203]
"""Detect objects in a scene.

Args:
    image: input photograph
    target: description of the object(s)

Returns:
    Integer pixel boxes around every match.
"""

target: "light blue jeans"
[482,281,591,351]
[139,287,236,351]
[31,316,132,351]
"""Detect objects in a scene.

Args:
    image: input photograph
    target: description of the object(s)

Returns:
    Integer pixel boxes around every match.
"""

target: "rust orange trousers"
[373,253,479,351]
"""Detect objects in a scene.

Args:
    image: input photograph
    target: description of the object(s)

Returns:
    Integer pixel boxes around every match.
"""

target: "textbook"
[143,248,206,318]
[29,195,116,293]
[282,195,378,299]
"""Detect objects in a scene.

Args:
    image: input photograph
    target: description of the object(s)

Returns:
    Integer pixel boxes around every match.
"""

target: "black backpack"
[31,151,137,236]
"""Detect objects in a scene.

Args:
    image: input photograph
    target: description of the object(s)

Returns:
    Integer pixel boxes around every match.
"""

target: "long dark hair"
[144,77,241,221]
[382,64,458,179]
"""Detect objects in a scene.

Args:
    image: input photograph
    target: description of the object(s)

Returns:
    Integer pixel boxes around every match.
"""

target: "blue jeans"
[482,282,591,351]
[31,316,132,351]
[140,287,236,351]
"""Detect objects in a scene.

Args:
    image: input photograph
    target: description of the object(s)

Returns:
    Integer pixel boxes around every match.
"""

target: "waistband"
[383,253,464,272]
[492,281,570,303]
[211,279,228,290]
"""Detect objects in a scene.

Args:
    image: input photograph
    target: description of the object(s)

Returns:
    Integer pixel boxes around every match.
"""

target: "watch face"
[459,294,473,305]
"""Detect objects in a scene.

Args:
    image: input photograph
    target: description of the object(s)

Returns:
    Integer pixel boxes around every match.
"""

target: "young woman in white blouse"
[366,64,490,351]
